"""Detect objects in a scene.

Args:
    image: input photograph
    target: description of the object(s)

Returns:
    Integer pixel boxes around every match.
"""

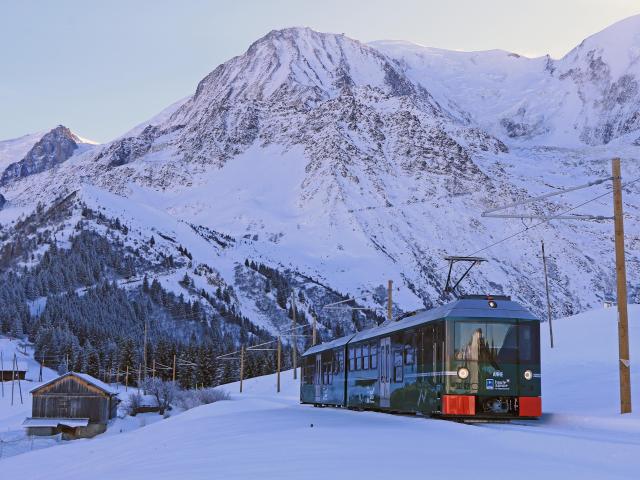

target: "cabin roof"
[22,417,90,428]
[303,296,538,356]
[0,360,28,372]
[30,372,118,396]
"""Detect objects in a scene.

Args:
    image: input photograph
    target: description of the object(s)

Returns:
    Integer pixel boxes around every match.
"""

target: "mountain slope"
[0,23,638,342]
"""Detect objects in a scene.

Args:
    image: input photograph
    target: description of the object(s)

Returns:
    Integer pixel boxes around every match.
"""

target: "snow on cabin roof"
[30,372,118,396]
[23,417,90,428]
[0,360,28,371]
[303,296,538,355]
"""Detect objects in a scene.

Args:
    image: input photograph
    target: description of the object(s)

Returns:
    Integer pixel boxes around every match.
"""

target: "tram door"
[315,354,322,401]
[379,337,391,408]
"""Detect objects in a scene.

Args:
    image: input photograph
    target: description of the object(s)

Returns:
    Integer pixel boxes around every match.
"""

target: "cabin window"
[363,345,370,370]
[404,345,415,365]
[370,343,378,369]
[355,346,362,370]
[303,362,314,384]
[337,350,344,372]
[349,347,355,371]
[394,350,403,382]
[323,362,332,385]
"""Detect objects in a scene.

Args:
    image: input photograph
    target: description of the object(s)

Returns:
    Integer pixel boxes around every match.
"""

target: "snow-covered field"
[0,305,638,478]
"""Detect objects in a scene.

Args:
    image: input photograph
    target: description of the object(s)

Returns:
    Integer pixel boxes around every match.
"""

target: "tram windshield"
[454,320,538,366]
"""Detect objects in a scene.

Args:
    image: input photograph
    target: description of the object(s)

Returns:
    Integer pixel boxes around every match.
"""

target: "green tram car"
[301,295,542,419]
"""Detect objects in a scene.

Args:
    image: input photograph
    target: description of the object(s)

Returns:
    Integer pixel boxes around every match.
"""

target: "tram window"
[487,323,518,364]
[349,348,355,371]
[454,321,518,365]
[363,345,370,370]
[519,322,540,363]
[355,346,361,371]
[338,351,345,372]
[370,343,377,369]
[394,350,403,382]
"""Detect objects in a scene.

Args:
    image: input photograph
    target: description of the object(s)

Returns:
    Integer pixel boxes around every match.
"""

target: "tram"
[300,295,541,419]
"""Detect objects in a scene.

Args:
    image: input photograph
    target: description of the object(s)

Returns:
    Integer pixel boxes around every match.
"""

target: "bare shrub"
[175,388,230,410]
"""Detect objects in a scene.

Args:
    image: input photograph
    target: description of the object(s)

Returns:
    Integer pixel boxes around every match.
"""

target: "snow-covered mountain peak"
[0,125,97,187]
[562,14,640,79]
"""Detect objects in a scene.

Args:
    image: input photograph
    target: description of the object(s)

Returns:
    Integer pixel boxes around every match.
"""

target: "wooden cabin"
[0,359,28,381]
[23,372,119,439]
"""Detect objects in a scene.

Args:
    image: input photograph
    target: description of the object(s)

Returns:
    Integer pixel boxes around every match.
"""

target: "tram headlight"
[457,367,470,379]
[524,369,533,381]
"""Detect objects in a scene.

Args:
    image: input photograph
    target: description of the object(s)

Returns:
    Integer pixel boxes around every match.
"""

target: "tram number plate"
[486,378,510,390]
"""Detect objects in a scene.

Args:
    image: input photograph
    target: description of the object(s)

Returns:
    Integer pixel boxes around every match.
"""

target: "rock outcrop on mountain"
[0,126,84,186]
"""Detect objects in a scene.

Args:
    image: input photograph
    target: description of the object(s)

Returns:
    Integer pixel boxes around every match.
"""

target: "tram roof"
[303,333,357,356]
[302,296,538,356]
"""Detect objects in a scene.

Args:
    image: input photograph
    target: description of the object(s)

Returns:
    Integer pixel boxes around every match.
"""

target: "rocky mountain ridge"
[0,20,639,341]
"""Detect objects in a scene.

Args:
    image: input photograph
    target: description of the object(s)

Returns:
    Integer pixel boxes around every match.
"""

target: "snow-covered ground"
[0,305,638,478]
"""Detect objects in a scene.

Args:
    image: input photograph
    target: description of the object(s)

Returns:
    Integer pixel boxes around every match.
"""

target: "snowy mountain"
[373,15,640,146]
[0,19,639,352]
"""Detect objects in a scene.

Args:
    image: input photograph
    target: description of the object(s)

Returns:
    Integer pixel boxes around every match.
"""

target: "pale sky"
[1,0,639,142]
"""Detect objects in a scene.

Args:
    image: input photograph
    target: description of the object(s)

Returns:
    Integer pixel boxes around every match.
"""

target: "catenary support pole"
[0,353,5,398]
[143,321,148,381]
[172,354,176,382]
[277,337,281,393]
[612,157,632,414]
[312,314,317,346]
[240,346,245,393]
[541,240,554,348]
[292,292,297,380]
[387,280,393,321]
[14,355,22,405]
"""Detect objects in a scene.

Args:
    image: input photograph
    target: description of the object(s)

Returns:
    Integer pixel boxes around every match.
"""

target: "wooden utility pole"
[291,292,297,380]
[612,157,632,414]
[541,240,554,348]
[239,346,245,393]
[312,314,317,346]
[1,351,4,398]
[152,359,156,379]
[277,337,281,393]
[387,280,393,321]
[137,364,141,390]
[143,321,148,380]
[172,354,176,382]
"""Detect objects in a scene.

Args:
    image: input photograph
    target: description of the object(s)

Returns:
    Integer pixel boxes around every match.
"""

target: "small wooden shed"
[24,372,119,439]
[0,359,27,381]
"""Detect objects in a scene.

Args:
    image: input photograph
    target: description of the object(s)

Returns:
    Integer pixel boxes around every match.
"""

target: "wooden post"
[125,365,129,392]
[11,354,15,406]
[292,292,297,380]
[387,279,393,321]
[239,346,245,393]
[277,337,281,393]
[172,354,176,382]
[137,364,142,391]
[312,314,317,346]
[143,321,148,381]
[541,240,554,348]
[612,157,631,414]
[152,358,156,379]
[1,351,4,398]
[15,355,22,405]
